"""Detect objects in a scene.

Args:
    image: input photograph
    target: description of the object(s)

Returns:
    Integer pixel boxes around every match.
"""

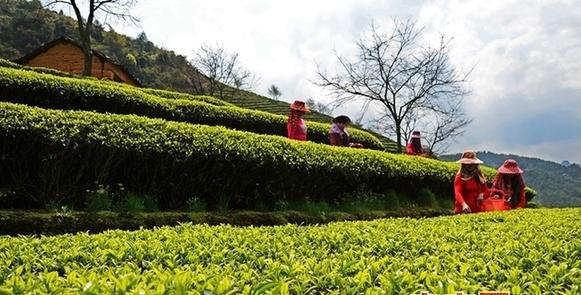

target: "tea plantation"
[0,208,579,294]
[0,62,514,212]
[0,59,573,294]
[0,4,577,294]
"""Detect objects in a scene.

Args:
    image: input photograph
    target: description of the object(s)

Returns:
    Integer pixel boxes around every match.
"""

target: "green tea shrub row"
[139,88,233,106]
[0,102,477,210]
[0,58,232,106]
[0,209,453,236]
[0,67,384,149]
[0,58,82,79]
[0,66,229,106]
[0,208,578,293]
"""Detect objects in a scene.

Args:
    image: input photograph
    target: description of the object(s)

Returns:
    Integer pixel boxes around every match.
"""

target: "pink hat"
[290,100,309,112]
[456,150,483,164]
[411,131,421,139]
[498,159,524,174]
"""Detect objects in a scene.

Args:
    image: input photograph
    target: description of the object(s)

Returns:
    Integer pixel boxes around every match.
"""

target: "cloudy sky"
[113,0,581,163]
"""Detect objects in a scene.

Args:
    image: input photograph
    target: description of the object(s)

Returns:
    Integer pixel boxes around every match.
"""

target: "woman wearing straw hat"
[492,159,527,209]
[287,100,309,141]
[454,151,488,213]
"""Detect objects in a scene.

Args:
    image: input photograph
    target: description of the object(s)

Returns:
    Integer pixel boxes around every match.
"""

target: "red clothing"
[406,143,420,155]
[492,174,526,209]
[406,138,423,155]
[454,174,488,213]
[287,118,307,141]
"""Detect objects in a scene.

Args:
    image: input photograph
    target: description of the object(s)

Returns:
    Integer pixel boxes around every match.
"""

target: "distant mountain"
[441,151,581,207]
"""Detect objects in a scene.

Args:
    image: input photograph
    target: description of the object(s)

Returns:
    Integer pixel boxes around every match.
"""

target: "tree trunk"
[208,81,216,97]
[395,121,403,153]
[76,26,93,76]
[82,48,93,77]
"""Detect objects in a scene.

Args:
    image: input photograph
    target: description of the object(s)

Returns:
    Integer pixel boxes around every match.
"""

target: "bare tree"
[232,70,260,97]
[194,43,256,99]
[305,98,334,116]
[373,106,418,145]
[44,0,140,76]
[316,19,471,153]
[373,97,470,154]
[421,100,472,154]
[267,84,282,100]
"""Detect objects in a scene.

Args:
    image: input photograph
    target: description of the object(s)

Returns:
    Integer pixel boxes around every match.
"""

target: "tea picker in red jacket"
[454,150,488,213]
[492,159,527,209]
[406,131,424,155]
[287,100,309,141]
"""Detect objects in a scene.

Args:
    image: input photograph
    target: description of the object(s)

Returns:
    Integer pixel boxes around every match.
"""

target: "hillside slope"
[442,151,581,207]
[0,0,205,94]
[0,0,400,151]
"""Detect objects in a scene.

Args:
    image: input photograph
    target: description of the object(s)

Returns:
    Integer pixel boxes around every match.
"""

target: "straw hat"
[498,159,524,174]
[332,115,351,124]
[290,100,309,112]
[411,131,421,139]
[456,150,483,164]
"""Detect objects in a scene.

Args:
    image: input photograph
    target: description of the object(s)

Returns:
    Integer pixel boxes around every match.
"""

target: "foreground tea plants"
[0,208,579,294]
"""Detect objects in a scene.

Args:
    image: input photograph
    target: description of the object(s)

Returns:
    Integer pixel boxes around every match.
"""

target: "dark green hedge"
[0,209,453,236]
[0,102,476,210]
[0,58,232,106]
[525,187,537,202]
[0,65,229,106]
[0,66,384,149]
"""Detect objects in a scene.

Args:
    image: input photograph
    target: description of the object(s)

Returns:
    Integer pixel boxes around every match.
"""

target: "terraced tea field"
[222,89,400,152]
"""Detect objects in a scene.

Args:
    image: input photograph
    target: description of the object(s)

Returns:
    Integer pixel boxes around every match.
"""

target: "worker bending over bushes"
[492,159,527,209]
[328,115,363,148]
[454,151,488,213]
[454,151,529,214]
[406,131,423,155]
[406,131,431,157]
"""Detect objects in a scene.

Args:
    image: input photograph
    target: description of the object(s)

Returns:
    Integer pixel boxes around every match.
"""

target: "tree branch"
[314,19,472,152]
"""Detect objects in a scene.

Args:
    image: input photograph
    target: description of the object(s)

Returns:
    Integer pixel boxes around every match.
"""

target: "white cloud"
[114,0,581,163]
[418,0,581,163]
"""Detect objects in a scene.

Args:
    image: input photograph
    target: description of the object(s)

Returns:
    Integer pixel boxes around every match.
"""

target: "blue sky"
[106,0,581,163]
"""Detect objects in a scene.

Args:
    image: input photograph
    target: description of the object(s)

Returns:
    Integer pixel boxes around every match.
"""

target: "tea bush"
[0,208,578,294]
[0,58,231,106]
[0,102,496,210]
[0,66,384,149]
